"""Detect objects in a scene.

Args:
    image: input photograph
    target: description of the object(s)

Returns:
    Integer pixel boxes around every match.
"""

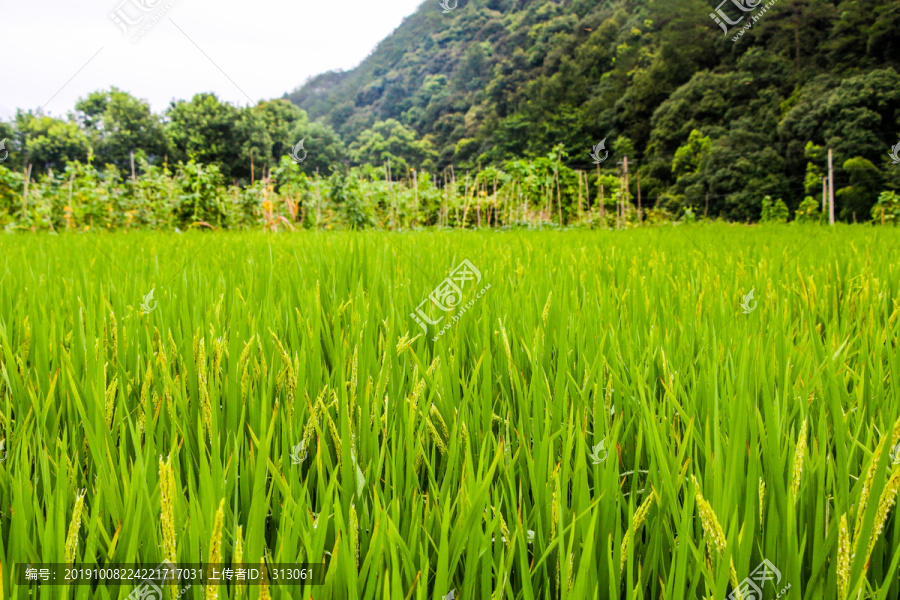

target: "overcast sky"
[0,0,426,120]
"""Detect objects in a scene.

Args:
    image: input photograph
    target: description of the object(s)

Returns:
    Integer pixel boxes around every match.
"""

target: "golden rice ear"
[837,515,850,599]
[692,475,727,557]
[350,504,359,570]
[64,492,86,566]
[232,526,245,599]
[205,499,226,600]
[160,456,178,564]
[863,469,900,570]
[620,490,656,571]
[258,558,271,600]
[790,420,808,498]
[758,478,766,530]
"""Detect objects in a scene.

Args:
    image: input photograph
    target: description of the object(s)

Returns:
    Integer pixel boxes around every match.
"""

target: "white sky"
[0,0,426,120]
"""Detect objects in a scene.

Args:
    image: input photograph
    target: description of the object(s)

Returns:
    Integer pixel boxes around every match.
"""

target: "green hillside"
[285,0,900,219]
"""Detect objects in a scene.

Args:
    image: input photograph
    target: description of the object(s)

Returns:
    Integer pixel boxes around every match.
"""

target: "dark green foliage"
[871,190,900,224]
[328,169,372,229]
[172,159,226,227]
[280,0,900,220]
[75,88,168,170]
[836,157,882,221]
[760,195,790,222]
[795,196,821,223]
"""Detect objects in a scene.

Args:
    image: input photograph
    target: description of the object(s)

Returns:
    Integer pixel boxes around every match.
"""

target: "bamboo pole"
[622,156,629,228]
[637,170,642,223]
[23,164,32,223]
[596,164,604,221]
[67,172,75,230]
[577,170,583,219]
[828,148,835,225]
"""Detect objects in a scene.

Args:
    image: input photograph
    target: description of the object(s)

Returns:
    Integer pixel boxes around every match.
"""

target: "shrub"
[795,196,821,224]
[871,191,900,225]
[761,196,789,223]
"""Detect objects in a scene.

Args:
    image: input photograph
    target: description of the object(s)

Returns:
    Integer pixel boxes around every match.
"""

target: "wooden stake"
[493,172,498,227]
[600,184,605,221]
[828,148,835,225]
[315,167,321,226]
[23,164,32,222]
[623,156,629,227]
[555,164,562,227]
[637,169,642,223]
[595,164,603,220]
[577,170,583,218]
[413,168,418,226]
[67,171,75,230]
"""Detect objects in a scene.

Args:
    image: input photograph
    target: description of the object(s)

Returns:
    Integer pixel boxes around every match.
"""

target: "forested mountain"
[285,0,900,219]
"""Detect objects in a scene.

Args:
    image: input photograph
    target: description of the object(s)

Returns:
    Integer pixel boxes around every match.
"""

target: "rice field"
[1,224,900,600]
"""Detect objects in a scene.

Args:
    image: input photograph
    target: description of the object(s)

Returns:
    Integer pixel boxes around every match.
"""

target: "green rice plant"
[0,224,897,599]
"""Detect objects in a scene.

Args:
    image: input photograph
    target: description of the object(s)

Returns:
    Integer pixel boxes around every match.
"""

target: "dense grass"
[1,224,900,599]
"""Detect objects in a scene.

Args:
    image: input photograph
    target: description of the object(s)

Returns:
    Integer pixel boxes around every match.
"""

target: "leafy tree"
[760,196,789,223]
[16,112,91,172]
[166,94,242,181]
[780,69,900,185]
[795,196,821,223]
[803,141,825,200]
[836,157,881,221]
[0,121,21,170]
[328,169,371,228]
[253,100,308,162]
[290,120,346,176]
[672,130,711,179]
[74,88,167,170]
[173,159,226,226]
[349,119,436,173]
[871,190,900,224]
[0,165,25,225]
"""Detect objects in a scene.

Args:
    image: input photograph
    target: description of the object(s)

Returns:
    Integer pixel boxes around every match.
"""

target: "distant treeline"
[3,143,900,231]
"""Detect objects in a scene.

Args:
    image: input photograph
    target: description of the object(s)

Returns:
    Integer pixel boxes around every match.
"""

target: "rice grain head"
[551,487,560,597]
[350,344,358,411]
[426,355,441,377]
[620,490,656,570]
[853,416,900,542]
[729,560,741,598]
[234,525,245,599]
[692,475,727,556]
[64,492,86,565]
[790,420,808,497]
[758,478,766,529]
[837,514,850,599]
[541,291,552,327]
[104,376,118,428]
[863,468,900,569]
[426,413,449,455]
[499,321,515,392]
[159,456,178,563]
[205,499,226,600]
[258,559,272,600]
[350,503,359,570]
